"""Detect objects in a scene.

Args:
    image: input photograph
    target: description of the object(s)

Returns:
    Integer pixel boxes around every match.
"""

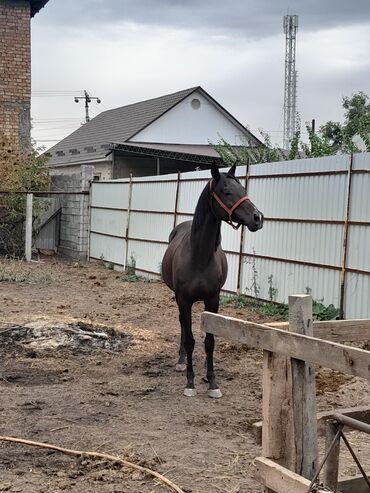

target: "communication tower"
[283,14,298,150]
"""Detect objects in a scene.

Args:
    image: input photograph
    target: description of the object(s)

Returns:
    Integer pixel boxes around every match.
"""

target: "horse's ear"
[211,162,221,182]
[228,164,236,177]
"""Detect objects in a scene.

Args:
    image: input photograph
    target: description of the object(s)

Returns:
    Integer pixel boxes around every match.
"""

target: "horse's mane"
[191,180,222,250]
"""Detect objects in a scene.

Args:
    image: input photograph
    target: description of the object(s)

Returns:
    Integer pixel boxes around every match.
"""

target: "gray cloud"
[37,0,370,38]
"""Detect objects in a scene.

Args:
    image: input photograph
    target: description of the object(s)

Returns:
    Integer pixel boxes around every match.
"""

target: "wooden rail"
[201,313,370,380]
[252,458,328,493]
[267,319,370,342]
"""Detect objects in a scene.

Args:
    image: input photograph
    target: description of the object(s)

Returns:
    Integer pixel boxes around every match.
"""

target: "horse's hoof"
[176,363,186,372]
[208,388,222,399]
[184,388,197,397]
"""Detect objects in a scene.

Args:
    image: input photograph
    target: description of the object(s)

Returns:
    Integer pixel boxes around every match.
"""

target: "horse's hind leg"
[176,295,196,396]
[204,296,222,398]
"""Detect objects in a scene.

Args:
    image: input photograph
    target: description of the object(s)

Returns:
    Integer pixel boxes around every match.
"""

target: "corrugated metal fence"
[89,153,370,319]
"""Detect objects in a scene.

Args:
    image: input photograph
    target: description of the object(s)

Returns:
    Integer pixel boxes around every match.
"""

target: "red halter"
[209,180,249,230]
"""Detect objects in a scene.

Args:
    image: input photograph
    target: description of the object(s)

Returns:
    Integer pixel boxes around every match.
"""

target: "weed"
[126,254,136,276]
[312,300,339,321]
[267,274,278,302]
[244,252,260,298]
[0,259,51,283]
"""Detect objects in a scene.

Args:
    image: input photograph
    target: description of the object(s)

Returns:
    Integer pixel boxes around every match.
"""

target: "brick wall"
[50,166,93,260]
[0,0,31,150]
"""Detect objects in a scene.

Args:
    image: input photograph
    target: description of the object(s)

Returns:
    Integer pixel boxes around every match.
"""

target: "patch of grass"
[0,259,51,283]
[123,273,156,283]
[220,294,339,322]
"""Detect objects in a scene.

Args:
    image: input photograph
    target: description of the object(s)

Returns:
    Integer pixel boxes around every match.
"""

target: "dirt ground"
[0,257,369,493]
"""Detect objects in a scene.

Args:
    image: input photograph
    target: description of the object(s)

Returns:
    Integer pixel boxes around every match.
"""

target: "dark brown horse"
[162,163,263,398]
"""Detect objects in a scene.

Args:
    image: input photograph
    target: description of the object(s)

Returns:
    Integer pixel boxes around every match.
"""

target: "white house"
[46,86,262,180]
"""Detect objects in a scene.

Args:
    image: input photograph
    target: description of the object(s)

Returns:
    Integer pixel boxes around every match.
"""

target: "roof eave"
[30,0,49,17]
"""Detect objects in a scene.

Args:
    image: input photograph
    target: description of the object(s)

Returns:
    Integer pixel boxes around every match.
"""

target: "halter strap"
[209,180,249,230]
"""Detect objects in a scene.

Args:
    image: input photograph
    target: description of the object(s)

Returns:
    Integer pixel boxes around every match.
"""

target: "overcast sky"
[31,0,370,150]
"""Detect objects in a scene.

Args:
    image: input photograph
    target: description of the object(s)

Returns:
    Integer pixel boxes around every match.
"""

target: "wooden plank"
[267,319,370,342]
[261,351,291,492]
[201,312,370,380]
[288,295,318,480]
[252,457,330,493]
[338,475,370,493]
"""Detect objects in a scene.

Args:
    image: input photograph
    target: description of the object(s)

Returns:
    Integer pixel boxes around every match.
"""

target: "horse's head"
[210,163,263,232]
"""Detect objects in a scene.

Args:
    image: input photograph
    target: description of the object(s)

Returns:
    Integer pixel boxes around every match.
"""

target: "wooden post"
[262,351,292,493]
[25,192,33,262]
[288,294,318,480]
[323,419,340,492]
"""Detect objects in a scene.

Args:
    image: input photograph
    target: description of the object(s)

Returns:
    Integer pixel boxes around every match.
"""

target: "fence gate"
[33,196,62,253]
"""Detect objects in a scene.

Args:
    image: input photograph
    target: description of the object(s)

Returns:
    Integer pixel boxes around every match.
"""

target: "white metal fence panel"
[90,181,128,266]
[342,153,370,318]
[129,211,173,243]
[90,233,125,266]
[91,182,129,209]
[241,257,341,307]
[344,272,370,319]
[90,208,127,237]
[131,181,177,212]
[126,239,167,275]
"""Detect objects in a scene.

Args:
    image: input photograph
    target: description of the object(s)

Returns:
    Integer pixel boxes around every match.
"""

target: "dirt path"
[0,258,369,492]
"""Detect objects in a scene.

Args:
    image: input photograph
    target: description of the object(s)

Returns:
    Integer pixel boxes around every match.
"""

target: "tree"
[0,134,49,256]
[218,91,370,165]
[314,91,370,155]
[213,131,284,166]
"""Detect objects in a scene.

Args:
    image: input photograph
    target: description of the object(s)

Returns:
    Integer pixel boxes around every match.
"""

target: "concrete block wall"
[50,165,93,260]
[0,0,31,150]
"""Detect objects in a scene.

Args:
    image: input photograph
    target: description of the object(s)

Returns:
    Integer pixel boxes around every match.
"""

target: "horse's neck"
[191,191,221,265]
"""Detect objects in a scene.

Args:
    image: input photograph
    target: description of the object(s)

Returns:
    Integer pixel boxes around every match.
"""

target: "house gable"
[130,89,255,146]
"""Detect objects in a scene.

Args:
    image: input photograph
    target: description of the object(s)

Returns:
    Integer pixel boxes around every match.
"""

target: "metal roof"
[45,86,262,167]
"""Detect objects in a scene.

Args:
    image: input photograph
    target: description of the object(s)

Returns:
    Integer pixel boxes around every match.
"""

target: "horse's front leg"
[176,295,196,396]
[204,295,222,398]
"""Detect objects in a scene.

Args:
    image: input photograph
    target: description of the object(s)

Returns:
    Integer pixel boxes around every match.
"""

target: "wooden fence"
[201,295,370,492]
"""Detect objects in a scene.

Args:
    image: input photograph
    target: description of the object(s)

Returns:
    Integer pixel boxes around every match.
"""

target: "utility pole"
[283,14,298,151]
[74,90,101,123]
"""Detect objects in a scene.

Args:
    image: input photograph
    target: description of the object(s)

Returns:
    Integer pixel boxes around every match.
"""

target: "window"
[191,98,201,110]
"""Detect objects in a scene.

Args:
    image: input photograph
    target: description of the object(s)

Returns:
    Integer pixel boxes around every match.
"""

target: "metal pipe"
[173,171,181,230]
[340,432,370,489]
[124,174,133,271]
[333,414,370,435]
